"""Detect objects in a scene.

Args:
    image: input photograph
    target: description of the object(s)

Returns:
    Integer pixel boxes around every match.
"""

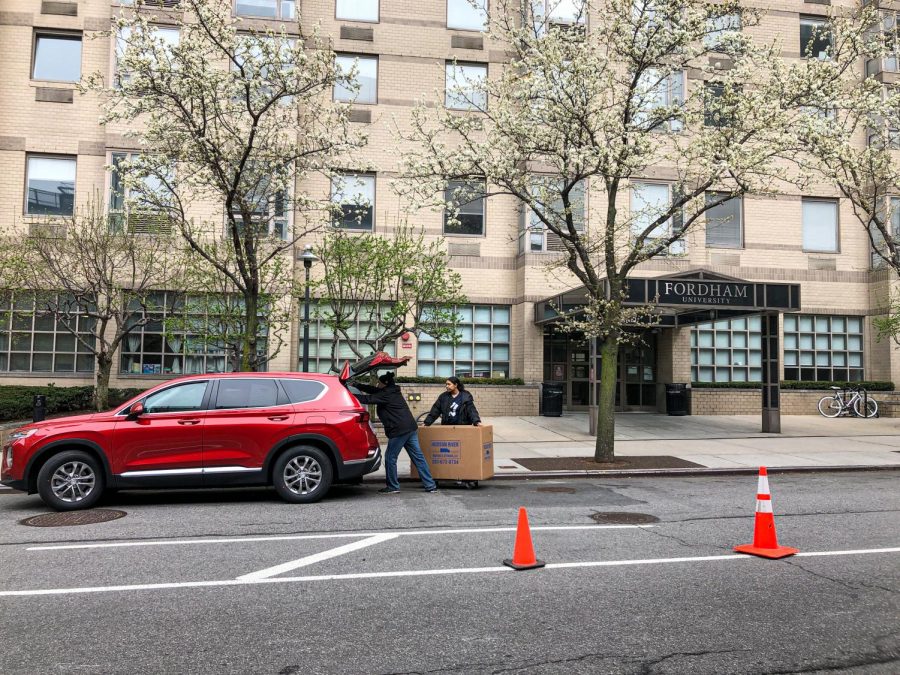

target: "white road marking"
[26,524,650,552]
[1,546,897,598]
[236,533,398,581]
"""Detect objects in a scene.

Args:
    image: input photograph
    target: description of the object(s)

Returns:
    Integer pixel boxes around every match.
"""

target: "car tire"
[272,446,333,504]
[36,450,105,511]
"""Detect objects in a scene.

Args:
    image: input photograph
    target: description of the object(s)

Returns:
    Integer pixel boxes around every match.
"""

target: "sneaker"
[423,486,438,493]
[378,487,400,494]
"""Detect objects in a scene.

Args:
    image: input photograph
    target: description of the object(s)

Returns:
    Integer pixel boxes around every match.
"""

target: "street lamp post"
[299,244,319,372]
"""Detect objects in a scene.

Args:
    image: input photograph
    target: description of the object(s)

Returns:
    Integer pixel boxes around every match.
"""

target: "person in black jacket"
[423,377,483,427]
[353,371,437,494]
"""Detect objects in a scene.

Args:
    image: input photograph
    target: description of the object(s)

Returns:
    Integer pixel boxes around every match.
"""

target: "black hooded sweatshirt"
[423,390,481,426]
[353,383,418,438]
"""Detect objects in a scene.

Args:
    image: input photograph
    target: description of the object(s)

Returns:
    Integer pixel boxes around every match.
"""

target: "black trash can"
[542,382,564,417]
[665,384,689,416]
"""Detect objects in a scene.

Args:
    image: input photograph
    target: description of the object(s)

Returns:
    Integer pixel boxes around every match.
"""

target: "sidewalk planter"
[412,425,495,482]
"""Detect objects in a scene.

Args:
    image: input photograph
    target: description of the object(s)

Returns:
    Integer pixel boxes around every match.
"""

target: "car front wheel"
[272,446,333,504]
[36,450,105,511]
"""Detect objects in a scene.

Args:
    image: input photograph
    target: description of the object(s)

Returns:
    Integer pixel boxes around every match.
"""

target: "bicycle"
[817,385,879,418]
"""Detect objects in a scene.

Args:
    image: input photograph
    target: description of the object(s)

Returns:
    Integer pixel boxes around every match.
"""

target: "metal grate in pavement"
[20,509,127,527]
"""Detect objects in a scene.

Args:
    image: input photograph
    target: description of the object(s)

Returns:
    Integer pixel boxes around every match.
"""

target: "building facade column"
[761,311,781,433]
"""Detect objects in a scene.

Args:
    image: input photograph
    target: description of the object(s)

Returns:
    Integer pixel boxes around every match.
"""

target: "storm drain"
[590,512,659,525]
[535,486,577,494]
[20,509,127,527]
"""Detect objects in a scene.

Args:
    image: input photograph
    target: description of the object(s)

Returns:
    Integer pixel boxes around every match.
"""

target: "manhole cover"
[21,509,127,527]
[536,486,577,494]
[590,512,659,525]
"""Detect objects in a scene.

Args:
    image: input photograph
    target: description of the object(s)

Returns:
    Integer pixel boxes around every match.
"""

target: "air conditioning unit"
[128,211,172,235]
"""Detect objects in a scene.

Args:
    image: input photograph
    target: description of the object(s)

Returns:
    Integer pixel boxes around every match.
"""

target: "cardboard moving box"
[412,425,494,481]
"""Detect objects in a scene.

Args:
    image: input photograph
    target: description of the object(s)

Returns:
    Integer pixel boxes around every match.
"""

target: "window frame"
[211,377,284,411]
[226,174,293,241]
[799,15,831,60]
[443,179,487,237]
[333,53,379,105]
[233,0,297,20]
[330,172,377,231]
[801,197,840,254]
[704,192,744,250]
[634,69,685,133]
[416,304,511,379]
[446,0,488,32]
[24,154,77,218]
[335,0,380,23]
[445,61,488,111]
[141,380,212,415]
[107,151,175,235]
[32,31,83,84]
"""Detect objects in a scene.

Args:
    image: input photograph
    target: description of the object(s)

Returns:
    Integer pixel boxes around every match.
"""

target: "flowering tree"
[313,222,467,372]
[0,196,186,410]
[83,0,366,370]
[399,0,870,461]
[794,8,900,340]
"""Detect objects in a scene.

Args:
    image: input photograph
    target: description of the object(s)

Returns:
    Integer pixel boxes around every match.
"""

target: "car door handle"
[177,419,201,425]
[268,415,289,421]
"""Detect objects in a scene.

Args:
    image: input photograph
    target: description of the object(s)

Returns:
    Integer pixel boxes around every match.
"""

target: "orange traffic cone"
[503,507,545,570]
[734,467,799,559]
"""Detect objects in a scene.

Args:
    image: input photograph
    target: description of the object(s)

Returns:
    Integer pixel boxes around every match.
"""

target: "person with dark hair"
[353,371,437,494]
[423,376,483,427]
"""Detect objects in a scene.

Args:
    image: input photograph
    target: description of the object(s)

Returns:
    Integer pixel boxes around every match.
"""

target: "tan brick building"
[0,0,898,413]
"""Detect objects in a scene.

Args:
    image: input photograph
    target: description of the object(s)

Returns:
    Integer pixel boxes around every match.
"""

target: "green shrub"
[0,385,145,422]
[395,376,525,386]
[691,380,894,391]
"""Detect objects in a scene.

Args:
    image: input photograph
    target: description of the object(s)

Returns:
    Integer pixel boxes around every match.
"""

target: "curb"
[364,464,900,484]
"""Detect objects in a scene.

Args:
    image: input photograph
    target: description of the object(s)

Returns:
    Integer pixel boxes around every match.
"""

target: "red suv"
[1,354,404,510]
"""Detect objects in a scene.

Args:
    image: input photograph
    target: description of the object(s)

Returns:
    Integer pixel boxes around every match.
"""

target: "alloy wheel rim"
[50,461,96,503]
[283,456,323,495]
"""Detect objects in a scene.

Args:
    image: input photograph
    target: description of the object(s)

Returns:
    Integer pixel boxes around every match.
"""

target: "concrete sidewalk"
[376,414,900,481]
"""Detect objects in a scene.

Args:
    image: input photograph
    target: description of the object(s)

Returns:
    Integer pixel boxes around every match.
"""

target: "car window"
[214,379,279,409]
[280,379,326,404]
[144,382,208,414]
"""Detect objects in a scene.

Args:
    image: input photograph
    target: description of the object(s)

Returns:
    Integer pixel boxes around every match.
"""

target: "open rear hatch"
[339,351,410,383]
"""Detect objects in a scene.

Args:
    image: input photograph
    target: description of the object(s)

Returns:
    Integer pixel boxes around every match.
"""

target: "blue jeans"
[384,430,436,491]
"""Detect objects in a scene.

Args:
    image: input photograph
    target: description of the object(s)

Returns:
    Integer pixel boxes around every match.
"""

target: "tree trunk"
[95,353,112,412]
[242,293,259,372]
[594,337,618,463]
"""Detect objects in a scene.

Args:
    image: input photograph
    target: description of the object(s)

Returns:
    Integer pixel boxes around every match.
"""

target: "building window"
[115,26,180,88]
[109,152,173,234]
[519,178,586,253]
[691,317,762,383]
[120,292,268,376]
[534,0,585,26]
[306,303,396,374]
[802,198,838,253]
[634,69,684,132]
[800,16,831,59]
[444,180,485,236]
[33,33,82,82]
[871,196,900,269]
[703,81,740,128]
[705,193,742,248]
[0,292,95,374]
[331,173,375,230]
[336,0,379,22]
[705,12,741,51]
[26,155,76,217]
[334,54,378,104]
[447,0,487,31]
[783,315,864,382]
[631,181,684,255]
[445,62,487,110]
[229,175,290,241]
[417,305,510,378]
[235,0,296,19]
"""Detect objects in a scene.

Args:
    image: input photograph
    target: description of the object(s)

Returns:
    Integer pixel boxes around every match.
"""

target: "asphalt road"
[0,471,898,674]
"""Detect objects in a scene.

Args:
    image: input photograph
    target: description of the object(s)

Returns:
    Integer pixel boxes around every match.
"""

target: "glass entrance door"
[619,336,657,410]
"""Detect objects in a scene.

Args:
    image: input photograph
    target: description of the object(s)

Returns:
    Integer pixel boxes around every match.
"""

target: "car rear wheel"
[272,446,333,504]
[36,450,105,511]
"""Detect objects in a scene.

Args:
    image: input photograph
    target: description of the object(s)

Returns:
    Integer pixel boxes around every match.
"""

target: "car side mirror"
[127,401,145,420]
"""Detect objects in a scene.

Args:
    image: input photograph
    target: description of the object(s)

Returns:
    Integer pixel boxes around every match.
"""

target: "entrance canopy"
[534,269,801,327]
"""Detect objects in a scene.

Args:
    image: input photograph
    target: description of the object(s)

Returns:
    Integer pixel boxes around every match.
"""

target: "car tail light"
[343,410,370,424]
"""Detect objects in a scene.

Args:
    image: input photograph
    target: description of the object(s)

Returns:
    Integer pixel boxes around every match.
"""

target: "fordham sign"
[657,280,753,306]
